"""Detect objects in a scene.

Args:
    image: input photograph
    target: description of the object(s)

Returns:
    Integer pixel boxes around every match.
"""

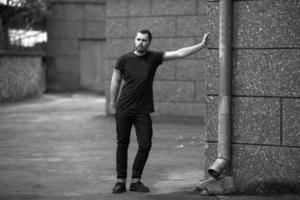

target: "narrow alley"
[0,92,207,200]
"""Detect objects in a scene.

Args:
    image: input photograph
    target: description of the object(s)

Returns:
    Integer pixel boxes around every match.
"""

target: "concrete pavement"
[0,92,299,200]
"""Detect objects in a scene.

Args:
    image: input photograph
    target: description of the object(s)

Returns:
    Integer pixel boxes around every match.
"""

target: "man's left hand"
[202,32,210,46]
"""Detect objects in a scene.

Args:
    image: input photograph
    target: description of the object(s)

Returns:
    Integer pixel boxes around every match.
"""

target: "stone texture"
[205,143,300,194]
[106,38,132,59]
[204,0,300,194]
[207,2,218,49]
[128,0,151,16]
[197,0,208,15]
[154,81,195,102]
[194,45,209,59]
[128,17,176,37]
[176,59,206,81]
[177,16,207,37]
[47,73,80,91]
[47,21,83,39]
[47,39,79,56]
[106,18,128,38]
[282,99,300,147]
[208,0,300,48]
[83,4,106,21]
[195,80,206,103]
[0,56,45,102]
[83,21,106,39]
[205,176,235,195]
[206,49,300,97]
[155,102,205,117]
[233,50,300,97]
[206,96,281,145]
[50,3,83,21]
[47,56,80,74]
[106,0,128,17]
[206,50,218,94]
[205,96,218,142]
[232,97,281,145]
[155,62,176,80]
[152,0,197,16]
[233,0,300,48]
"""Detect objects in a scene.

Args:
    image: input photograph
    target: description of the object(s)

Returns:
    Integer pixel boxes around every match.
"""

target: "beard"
[135,45,148,53]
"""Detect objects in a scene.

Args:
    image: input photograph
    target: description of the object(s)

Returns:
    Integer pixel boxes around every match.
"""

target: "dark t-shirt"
[114,50,164,114]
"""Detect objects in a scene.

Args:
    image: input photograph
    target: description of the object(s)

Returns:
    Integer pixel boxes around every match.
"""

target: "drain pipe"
[208,0,233,179]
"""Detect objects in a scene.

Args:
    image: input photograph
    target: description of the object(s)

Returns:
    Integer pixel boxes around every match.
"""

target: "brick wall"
[47,0,106,91]
[205,0,300,194]
[106,0,209,117]
[0,54,45,102]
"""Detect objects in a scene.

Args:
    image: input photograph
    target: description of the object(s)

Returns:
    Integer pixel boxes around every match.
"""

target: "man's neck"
[133,50,147,56]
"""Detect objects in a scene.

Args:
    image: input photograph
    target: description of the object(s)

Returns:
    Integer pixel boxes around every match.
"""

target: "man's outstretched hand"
[202,32,210,46]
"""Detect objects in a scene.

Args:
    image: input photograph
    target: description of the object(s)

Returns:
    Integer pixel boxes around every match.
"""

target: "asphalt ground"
[0,92,298,200]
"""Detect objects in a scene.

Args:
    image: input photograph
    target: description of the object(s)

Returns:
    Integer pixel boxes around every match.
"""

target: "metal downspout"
[208,0,233,179]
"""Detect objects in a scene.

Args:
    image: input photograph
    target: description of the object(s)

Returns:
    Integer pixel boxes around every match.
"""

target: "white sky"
[0,0,48,47]
[9,29,47,47]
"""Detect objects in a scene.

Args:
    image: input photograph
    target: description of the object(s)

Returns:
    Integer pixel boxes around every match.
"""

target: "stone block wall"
[106,0,209,117]
[0,54,45,102]
[205,0,300,194]
[47,0,106,91]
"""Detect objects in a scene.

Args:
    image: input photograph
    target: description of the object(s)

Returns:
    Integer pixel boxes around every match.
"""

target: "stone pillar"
[205,0,300,194]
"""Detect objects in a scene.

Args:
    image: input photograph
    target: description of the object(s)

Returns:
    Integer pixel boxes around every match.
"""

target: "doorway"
[79,39,106,94]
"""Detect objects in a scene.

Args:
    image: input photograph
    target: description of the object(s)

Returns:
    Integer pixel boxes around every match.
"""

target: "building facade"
[47,0,300,194]
[47,0,106,93]
[205,0,300,193]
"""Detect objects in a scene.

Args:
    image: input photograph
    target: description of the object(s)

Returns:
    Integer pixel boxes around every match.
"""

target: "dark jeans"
[115,113,153,179]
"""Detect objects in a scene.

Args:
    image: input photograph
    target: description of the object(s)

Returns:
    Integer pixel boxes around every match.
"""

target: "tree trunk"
[0,15,10,50]
[0,15,4,50]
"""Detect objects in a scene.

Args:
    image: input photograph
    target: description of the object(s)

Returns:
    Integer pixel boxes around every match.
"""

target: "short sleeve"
[114,56,124,73]
[152,51,164,66]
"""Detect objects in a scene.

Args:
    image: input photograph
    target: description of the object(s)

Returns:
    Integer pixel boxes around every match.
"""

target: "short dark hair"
[137,29,152,42]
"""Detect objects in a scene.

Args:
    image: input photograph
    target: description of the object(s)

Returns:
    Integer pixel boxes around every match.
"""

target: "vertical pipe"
[208,0,233,179]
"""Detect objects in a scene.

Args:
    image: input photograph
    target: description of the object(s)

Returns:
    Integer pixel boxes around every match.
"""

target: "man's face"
[134,32,150,53]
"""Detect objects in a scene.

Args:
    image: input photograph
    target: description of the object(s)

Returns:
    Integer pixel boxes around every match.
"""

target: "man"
[110,29,209,194]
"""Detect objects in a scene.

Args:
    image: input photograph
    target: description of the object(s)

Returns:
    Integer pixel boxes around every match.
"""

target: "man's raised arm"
[163,33,209,62]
